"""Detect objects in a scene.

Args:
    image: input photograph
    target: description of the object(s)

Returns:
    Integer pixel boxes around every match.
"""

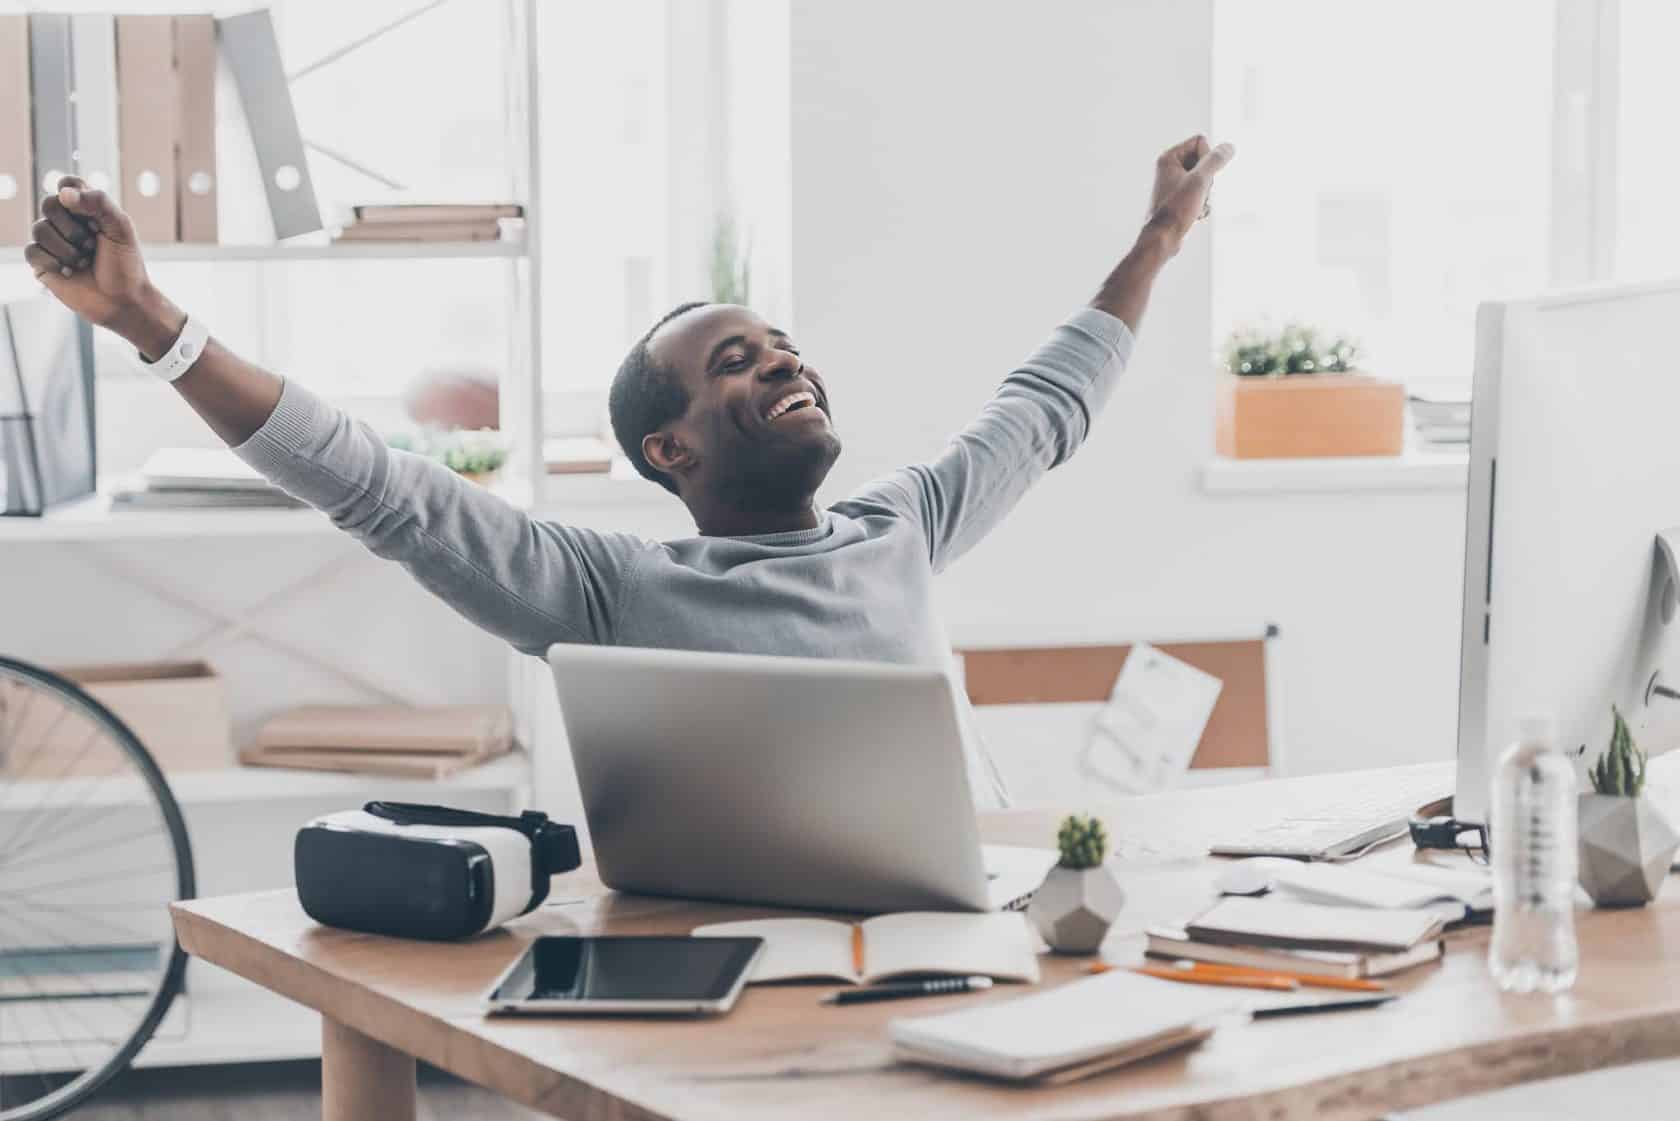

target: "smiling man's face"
[646,304,842,513]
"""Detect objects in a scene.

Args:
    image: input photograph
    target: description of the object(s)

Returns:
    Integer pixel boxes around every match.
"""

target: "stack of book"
[1150,861,1493,984]
[240,703,515,779]
[335,203,525,244]
[111,447,301,511]
[1408,391,1471,450]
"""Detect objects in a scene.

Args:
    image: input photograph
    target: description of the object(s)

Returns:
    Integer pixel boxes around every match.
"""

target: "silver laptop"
[546,645,1054,913]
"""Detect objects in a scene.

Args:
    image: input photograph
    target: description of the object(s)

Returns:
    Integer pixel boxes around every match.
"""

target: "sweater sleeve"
[232,379,649,654]
[843,307,1133,572]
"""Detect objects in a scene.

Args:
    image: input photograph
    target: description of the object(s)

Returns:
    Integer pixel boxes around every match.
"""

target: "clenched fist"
[24,174,181,360]
[1145,135,1235,253]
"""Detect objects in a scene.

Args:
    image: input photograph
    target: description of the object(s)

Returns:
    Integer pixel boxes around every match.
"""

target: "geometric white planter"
[1027,863,1125,954]
[1578,793,1680,908]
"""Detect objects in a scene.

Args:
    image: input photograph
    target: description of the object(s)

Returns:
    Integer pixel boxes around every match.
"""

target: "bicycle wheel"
[0,656,195,1121]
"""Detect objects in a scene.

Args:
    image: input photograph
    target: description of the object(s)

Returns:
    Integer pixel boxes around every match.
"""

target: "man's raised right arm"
[24,176,644,654]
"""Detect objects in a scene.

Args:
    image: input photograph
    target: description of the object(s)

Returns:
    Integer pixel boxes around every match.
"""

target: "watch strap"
[139,315,210,382]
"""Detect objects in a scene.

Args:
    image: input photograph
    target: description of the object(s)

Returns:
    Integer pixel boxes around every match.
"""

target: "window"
[1212,1,1555,387]
[1616,0,1680,283]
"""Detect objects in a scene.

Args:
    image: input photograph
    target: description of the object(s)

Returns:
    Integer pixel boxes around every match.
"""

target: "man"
[24,135,1232,805]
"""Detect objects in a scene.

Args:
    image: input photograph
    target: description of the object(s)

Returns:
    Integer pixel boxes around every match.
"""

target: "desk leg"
[322,1016,416,1121]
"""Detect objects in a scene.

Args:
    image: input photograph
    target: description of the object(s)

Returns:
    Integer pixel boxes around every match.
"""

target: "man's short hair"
[609,301,710,494]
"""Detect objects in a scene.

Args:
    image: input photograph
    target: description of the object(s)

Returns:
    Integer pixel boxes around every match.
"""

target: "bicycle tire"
[0,655,196,1121]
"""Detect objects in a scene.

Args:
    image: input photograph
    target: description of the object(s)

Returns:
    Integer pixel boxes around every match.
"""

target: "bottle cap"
[1518,715,1556,745]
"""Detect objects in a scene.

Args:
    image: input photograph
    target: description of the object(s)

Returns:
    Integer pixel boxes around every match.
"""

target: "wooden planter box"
[1215,372,1405,459]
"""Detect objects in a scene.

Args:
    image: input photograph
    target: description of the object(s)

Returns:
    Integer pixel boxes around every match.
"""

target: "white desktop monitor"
[1455,279,1680,825]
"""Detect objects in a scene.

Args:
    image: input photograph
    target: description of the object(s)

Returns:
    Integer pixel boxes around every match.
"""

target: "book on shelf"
[238,743,507,779]
[545,436,615,475]
[254,704,513,756]
[351,202,523,224]
[1145,926,1443,979]
[110,485,303,511]
[692,912,1039,986]
[110,447,300,510]
[241,703,515,779]
[334,218,517,243]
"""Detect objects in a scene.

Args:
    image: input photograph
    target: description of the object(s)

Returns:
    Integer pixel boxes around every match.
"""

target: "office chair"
[0,655,194,1121]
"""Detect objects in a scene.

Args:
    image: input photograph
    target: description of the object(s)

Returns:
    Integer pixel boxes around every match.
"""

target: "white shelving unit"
[0,0,548,1073]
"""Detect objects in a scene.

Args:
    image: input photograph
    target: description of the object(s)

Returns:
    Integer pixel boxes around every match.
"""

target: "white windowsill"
[1201,451,1469,495]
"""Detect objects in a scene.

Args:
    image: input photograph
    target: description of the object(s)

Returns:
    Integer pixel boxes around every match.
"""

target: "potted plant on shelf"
[1027,814,1125,954]
[1215,324,1404,459]
[1578,705,1680,907]
[387,429,510,487]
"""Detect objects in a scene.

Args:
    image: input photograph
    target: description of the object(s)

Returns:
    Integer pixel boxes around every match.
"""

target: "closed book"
[1185,896,1446,955]
[352,202,523,224]
[237,743,506,780]
[28,14,76,213]
[139,446,276,491]
[334,219,505,242]
[173,15,218,243]
[218,8,321,239]
[0,16,32,241]
[116,15,178,243]
[109,484,303,510]
[254,704,514,756]
[70,14,121,199]
[890,971,1238,1083]
[544,436,614,475]
[1144,926,1443,979]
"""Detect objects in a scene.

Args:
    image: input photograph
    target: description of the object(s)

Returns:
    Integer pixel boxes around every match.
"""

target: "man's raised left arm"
[845,136,1235,571]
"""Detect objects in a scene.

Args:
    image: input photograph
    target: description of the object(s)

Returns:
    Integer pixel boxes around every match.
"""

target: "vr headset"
[295,801,581,941]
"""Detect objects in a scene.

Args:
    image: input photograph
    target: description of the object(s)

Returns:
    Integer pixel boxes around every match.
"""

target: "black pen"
[820,975,993,1006]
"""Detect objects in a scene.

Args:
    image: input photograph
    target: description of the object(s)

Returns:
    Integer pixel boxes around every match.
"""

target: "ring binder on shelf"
[0,297,96,517]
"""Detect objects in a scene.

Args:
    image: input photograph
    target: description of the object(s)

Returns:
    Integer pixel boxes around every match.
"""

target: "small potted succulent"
[1027,814,1125,954]
[1578,706,1680,907]
[1216,323,1404,459]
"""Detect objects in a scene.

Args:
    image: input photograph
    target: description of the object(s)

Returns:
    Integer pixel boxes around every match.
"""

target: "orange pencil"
[852,923,866,977]
[1156,960,1387,994]
[1132,963,1298,992]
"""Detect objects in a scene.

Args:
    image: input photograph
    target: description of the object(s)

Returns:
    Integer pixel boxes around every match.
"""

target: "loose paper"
[1081,644,1223,794]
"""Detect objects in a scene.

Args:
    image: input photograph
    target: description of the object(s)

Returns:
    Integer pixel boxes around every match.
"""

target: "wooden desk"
[171,763,1680,1121]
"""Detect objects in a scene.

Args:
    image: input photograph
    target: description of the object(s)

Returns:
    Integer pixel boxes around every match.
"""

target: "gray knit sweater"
[234,307,1134,804]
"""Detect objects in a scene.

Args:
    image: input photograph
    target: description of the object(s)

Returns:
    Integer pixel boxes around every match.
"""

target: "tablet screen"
[488,936,762,1004]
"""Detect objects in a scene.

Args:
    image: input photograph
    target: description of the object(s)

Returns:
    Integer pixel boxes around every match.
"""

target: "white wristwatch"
[139,316,211,382]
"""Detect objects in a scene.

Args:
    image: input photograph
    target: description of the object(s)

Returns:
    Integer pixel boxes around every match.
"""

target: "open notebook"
[692,912,1039,985]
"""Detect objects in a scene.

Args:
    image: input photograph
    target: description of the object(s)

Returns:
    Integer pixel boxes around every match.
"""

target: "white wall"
[781,0,1467,778]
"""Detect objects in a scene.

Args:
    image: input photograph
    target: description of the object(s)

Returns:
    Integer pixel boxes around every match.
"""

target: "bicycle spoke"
[0,824,170,873]
[0,864,174,901]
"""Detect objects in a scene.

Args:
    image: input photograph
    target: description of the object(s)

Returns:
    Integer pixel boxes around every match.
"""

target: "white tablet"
[483,935,764,1016]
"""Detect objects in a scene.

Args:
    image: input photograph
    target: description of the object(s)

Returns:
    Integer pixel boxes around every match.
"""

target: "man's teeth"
[767,392,815,420]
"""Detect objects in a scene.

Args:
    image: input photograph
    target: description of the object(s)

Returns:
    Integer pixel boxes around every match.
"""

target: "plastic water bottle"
[1488,715,1579,993]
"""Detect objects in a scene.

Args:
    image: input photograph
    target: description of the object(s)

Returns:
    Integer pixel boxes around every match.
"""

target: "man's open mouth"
[764,390,818,422]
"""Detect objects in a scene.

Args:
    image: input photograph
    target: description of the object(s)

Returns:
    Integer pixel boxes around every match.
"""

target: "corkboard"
[957,640,1270,770]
